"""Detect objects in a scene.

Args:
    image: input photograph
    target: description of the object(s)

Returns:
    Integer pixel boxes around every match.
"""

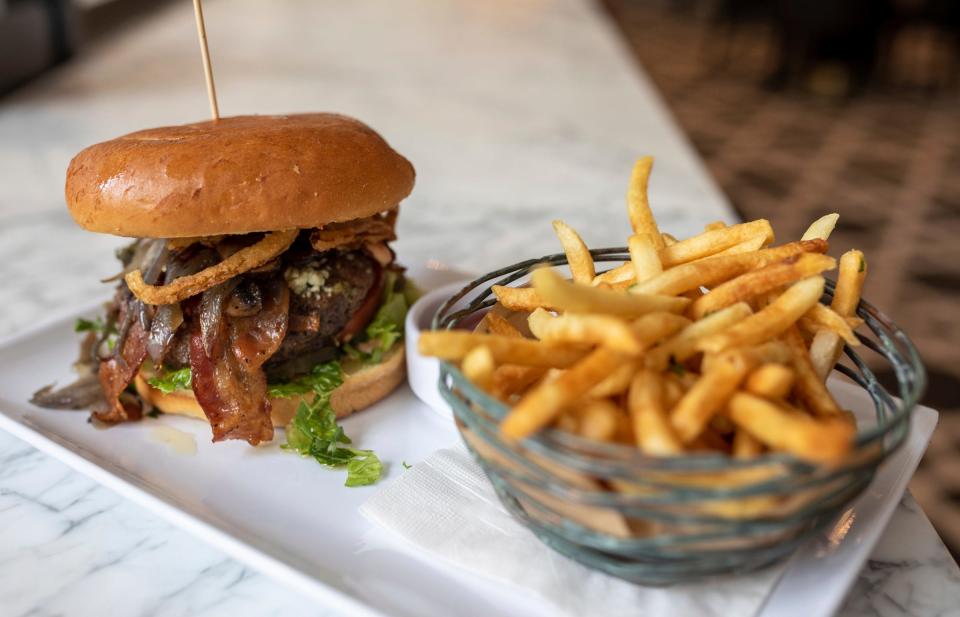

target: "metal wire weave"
[432,249,926,585]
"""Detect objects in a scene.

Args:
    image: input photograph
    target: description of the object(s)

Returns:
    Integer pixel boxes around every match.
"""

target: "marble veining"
[0,0,957,615]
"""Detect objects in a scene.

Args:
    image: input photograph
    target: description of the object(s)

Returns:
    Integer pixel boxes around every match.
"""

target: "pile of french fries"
[420,156,868,466]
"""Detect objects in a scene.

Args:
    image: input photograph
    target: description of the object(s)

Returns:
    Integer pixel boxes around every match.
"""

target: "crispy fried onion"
[125,230,298,305]
[309,210,397,252]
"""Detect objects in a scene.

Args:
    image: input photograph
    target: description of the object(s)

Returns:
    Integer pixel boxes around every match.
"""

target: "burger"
[32,114,416,473]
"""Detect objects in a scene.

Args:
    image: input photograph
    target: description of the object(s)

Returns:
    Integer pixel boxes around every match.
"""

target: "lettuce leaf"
[76,316,119,350]
[267,361,342,399]
[345,451,383,487]
[280,360,382,486]
[147,366,192,394]
[75,317,108,333]
[345,272,419,365]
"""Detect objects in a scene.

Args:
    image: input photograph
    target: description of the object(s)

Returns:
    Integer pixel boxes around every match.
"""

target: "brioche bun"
[134,345,405,428]
[66,113,415,238]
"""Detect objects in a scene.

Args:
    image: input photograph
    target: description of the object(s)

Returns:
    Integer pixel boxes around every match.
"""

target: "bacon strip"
[190,277,289,444]
[309,210,397,252]
[94,240,169,422]
[93,319,148,423]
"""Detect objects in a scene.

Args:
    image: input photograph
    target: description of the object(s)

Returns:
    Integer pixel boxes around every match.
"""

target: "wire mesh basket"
[431,248,925,585]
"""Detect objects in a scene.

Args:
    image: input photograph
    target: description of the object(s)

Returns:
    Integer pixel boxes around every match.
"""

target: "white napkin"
[359,446,786,617]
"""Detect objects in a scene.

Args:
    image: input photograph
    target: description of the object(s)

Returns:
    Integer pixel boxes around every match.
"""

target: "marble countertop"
[0,0,957,615]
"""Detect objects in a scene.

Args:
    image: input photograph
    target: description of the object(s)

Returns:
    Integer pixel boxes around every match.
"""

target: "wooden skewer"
[192,0,220,120]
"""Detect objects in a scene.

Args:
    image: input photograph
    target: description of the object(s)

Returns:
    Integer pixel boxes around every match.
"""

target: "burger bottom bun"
[134,345,405,428]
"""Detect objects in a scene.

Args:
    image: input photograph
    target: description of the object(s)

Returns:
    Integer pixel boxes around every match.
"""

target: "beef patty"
[264,249,380,380]
[164,249,381,382]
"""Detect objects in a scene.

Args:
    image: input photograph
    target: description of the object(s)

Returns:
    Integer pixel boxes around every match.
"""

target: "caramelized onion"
[199,280,240,357]
[31,370,104,410]
[125,230,297,305]
[146,303,184,363]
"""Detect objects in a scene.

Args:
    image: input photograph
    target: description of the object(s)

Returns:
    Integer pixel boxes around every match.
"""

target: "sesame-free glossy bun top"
[65,113,415,238]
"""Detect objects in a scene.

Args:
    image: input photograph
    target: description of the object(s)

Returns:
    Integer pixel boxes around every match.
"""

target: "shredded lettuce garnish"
[75,316,119,350]
[278,360,383,487]
[344,272,420,365]
[346,452,384,487]
[75,317,108,333]
[147,366,192,394]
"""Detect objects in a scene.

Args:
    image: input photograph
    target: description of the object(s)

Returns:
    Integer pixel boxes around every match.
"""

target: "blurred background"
[1,0,958,556]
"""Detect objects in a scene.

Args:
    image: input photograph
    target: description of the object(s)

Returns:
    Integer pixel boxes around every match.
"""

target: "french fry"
[799,303,861,346]
[662,375,686,408]
[744,363,795,399]
[808,330,842,383]
[613,408,636,444]
[697,276,825,354]
[661,233,678,247]
[699,340,790,373]
[481,311,524,338]
[644,302,753,371]
[593,263,634,286]
[704,221,727,232]
[670,349,752,443]
[552,220,595,284]
[527,308,643,355]
[490,365,546,400]
[462,346,495,390]
[688,253,836,320]
[627,156,664,250]
[658,219,775,268]
[628,233,663,283]
[418,331,587,368]
[492,286,550,311]
[532,268,689,317]
[631,239,828,296]
[801,213,839,241]
[628,370,683,455]
[501,348,626,439]
[696,234,767,261]
[711,414,736,435]
[809,250,867,379]
[732,428,764,458]
[831,250,867,315]
[782,326,846,419]
[688,427,731,453]
[591,261,634,286]
[556,410,579,433]
[633,312,691,346]
[588,360,638,397]
[577,399,621,442]
[728,393,854,464]
[592,241,669,288]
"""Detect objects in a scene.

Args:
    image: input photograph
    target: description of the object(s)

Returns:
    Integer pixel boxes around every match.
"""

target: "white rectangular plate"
[0,264,938,617]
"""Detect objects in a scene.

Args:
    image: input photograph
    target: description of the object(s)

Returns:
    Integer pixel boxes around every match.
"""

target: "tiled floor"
[604,0,960,554]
